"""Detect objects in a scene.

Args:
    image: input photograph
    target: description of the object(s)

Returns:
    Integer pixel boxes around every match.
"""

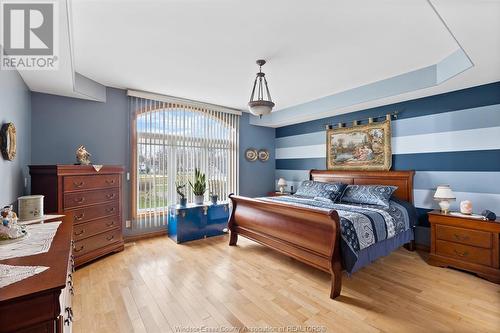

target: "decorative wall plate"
[245,148,258,161]
[0,122,16,161]
[258,149,270,162]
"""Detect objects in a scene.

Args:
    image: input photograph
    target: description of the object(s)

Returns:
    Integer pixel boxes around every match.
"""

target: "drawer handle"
[454,234,470,241]
[106,207,115,213]
[73,181,84,188]
[454,249,469,257]
[74,213,85,221]
[106,193,116,200]
[65,307,73,320]
[106,235,114,241]
[74,245,84,253]
[74,197,85,203]
[74,229,85,236]
[105,179,116,184]
[106,221,115,227]
[64,318,71,326]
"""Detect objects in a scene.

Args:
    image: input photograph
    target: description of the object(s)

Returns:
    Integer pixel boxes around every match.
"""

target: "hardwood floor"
[73,234,500,333]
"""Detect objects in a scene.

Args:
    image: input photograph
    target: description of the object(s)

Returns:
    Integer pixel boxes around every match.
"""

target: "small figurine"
[76,145,92,165]
[0,205,23,240]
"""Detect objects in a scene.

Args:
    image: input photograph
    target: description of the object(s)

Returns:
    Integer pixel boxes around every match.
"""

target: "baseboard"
[124,230,167,243]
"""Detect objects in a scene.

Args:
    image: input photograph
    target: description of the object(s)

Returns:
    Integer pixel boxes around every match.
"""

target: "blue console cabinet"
[167,203,230,243]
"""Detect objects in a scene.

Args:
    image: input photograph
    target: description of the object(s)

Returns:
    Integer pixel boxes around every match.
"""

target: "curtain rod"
[324,111,400,130]
[127,89,243,116]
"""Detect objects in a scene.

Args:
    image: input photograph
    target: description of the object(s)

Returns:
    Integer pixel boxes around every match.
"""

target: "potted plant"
[189,168,206,205]
[209,180,219,205]
[176,181,187,207]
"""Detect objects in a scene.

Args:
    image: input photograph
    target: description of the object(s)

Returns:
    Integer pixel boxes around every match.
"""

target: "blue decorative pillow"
[340,185,397,208]
[294,180,347,202]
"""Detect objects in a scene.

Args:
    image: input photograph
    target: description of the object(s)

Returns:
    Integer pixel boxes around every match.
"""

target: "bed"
[228,169,417,299]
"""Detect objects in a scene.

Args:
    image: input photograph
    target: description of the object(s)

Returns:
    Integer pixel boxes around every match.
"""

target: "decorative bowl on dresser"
[0,217,74,333]
[29,165,125,267]
[428,210,500,283]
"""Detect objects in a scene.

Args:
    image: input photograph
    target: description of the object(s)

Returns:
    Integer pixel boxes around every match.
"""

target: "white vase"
[194,195,204,205]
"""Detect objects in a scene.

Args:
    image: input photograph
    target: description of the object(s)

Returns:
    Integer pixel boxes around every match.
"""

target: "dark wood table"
[0,217,73,333]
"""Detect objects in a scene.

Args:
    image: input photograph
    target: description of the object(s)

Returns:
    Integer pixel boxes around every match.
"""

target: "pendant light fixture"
[248,59,275,117]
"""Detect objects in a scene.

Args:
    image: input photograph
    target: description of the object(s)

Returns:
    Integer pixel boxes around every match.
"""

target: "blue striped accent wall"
[274,82,500,245]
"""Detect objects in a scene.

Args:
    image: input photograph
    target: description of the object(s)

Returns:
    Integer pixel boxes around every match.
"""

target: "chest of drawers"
[428,210,500,283]
[30,165,125,267]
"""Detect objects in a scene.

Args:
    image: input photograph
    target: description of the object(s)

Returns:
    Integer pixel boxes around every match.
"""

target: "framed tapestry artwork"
[326,120,391,170]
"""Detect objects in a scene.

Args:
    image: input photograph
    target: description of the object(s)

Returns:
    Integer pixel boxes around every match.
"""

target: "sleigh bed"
[228,169,416,299]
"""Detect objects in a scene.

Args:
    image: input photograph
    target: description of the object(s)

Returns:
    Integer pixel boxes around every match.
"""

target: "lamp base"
[279,186,285,194]
[438,200,451,214]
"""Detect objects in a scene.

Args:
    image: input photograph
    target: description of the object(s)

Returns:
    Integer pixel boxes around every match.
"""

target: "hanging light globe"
[248,59,275,117]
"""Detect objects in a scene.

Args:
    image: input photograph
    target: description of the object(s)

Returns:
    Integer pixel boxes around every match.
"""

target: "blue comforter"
[260,195,418,273]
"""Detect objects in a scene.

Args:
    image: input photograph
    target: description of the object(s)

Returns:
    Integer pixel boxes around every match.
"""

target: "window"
[129,93,240,229]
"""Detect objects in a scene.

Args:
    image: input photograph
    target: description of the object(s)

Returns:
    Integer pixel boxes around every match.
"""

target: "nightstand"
[267,191,291,197]
[428,210,500,283]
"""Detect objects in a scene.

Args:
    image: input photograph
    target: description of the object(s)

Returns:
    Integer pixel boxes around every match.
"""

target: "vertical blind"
[129,93,240,230]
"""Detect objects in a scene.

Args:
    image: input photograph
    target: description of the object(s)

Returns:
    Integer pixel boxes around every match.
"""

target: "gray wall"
[0,70,31,208]
[31,88,276,232]
[239,113,275,197]
[31,88,129,165]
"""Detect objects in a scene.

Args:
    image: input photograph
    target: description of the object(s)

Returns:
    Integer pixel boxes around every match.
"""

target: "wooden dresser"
[428,210,500,283]
[0,218,74,333]
[29,165,125,267]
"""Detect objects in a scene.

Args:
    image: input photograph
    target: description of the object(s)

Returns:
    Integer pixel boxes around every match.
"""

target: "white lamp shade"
[277,178,287,186]
[434,185,456,199]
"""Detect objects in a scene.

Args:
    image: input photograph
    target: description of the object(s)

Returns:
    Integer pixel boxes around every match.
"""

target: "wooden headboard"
[310,170,415,203]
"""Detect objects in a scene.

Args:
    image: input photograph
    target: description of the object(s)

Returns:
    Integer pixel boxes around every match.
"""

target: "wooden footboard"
[228,194,343,299]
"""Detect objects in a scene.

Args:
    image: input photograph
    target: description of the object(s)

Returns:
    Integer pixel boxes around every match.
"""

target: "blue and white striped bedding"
[260,195,418,273]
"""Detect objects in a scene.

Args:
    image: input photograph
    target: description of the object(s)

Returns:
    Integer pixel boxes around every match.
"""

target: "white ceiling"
[20,0,500,125]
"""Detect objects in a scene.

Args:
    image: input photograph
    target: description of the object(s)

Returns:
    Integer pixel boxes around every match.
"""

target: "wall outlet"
[125,220,132,229]
[24,177,28,188]
[126,172,130,181]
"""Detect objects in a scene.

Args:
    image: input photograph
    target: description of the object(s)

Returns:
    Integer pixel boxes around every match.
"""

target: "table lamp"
[277,178,287,194]
[434,185,456,214]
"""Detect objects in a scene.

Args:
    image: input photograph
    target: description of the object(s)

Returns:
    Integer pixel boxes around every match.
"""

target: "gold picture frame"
[326,120,391,170]
[0,122,16,161]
